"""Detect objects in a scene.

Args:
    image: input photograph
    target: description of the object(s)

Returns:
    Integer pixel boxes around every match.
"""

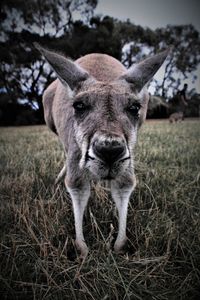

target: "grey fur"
[36,44,169,258]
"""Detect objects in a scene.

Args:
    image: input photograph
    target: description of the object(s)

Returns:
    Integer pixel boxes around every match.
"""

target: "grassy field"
[0,120,200,300]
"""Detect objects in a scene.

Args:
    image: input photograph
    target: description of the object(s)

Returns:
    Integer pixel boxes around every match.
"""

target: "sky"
[95,0,200,94]
[95,0,200,32]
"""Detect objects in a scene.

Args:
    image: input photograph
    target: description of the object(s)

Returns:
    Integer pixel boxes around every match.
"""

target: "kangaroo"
[35,43,170,258]
[169,111,184,123]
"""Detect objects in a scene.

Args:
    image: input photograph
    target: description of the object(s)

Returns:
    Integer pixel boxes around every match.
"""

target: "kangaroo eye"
[126,103,141,116]
[73,101,88,112]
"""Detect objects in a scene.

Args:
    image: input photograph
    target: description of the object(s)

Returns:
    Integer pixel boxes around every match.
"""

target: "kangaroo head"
[35,43,170,180]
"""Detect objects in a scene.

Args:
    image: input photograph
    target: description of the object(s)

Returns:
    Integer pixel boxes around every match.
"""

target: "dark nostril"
[93,140,125,164]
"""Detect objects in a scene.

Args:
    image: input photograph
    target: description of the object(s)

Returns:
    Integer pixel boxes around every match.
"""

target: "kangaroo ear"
[34,43,89,90]
[120,48,171,90]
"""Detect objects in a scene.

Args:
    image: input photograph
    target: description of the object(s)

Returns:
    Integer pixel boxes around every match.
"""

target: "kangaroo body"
[36,43,169,258]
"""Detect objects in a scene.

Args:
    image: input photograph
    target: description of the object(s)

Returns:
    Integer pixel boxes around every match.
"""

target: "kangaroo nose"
[93,139,126,164]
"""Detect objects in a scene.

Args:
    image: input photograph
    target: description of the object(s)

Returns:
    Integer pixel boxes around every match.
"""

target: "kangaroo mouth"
[100,168,117,180]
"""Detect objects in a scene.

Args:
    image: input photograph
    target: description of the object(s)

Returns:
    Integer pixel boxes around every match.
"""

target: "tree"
[114,20,158,67]
[58,16,122,60]
[0,0,97,124]
[118,22,200,98]
[154,25,200,97]
[0,2,199,125]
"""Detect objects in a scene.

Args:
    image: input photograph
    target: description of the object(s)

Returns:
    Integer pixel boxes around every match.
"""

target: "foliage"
[154,25,200,97]
[0,1,199,125]
[0,0,98,124]
[147,95,169,118]
[168,92,200,117]
[0,121,200,299]
[56,16,122,60]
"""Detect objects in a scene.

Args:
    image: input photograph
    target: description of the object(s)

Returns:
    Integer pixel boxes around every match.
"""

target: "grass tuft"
[0,121,200,299]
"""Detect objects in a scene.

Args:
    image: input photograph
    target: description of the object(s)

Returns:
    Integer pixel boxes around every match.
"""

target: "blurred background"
[0,0,199,126]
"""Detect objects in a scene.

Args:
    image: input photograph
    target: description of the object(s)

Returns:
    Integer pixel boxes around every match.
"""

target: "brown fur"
[76,53,126,82]
[169,112,184,123]
[35,43,170,258]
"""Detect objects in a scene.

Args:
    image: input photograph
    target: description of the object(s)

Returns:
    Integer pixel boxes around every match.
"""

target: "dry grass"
[0,120,200,299]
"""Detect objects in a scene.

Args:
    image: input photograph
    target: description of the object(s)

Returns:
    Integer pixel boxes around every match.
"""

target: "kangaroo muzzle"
[93,137,126,166]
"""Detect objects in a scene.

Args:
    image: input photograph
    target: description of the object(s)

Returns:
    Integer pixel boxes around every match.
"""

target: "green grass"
[0,120,200,299]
